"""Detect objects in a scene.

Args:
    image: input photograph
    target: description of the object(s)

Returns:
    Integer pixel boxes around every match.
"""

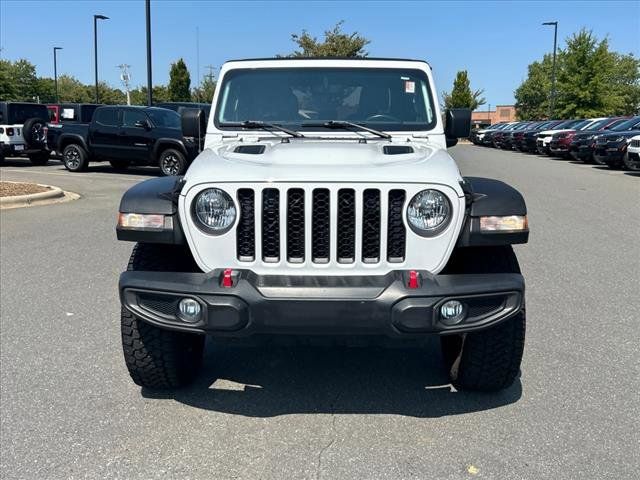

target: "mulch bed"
[0,182,51,197]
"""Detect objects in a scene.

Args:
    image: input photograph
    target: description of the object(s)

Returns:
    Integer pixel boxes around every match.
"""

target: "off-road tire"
[22,117,48,148]
[158,148,187,176]
[62,144,89,172]
[121,243,204,389]
[440,246,525,392]
[109,159,130,171]
[28,151,50,166]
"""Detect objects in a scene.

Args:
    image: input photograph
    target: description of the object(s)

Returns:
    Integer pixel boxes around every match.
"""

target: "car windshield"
[7,103,49,124]
[147,109,182,129]
[610,117,640,131]
[216,67,437,132]
[583,118,612,131]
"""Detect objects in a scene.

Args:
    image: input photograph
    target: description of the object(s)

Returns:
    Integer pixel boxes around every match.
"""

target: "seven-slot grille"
[630,139,640,148]
[235,187,407,266]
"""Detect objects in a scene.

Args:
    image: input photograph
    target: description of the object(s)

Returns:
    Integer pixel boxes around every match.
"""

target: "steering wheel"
[365,114,400,122]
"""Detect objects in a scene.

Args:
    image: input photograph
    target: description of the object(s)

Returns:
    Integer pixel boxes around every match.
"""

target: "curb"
[0,183,77,209]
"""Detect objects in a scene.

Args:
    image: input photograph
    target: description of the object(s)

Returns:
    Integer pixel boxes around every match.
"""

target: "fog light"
[440,300,466,325]
[178,298,201,323]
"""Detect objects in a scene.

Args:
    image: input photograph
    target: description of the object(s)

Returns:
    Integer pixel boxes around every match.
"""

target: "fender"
[152,138,188,161]
[117,176,186,244]
[457,177,529,247]
[57,133,89,152]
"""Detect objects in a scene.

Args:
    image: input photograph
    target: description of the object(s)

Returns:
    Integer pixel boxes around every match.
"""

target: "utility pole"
[94,14,109,103]
[118,64,132,105]
[53,47,63,103]
[542,21,558,119]
[204,65,215,83]
[145,0,153,106]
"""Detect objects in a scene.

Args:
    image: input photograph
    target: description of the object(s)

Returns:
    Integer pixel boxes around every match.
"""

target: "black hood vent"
[383,145,414,155]
[234,144,266,154]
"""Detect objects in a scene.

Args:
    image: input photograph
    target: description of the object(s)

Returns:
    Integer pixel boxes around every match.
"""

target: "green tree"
[514,54,556,120]
[130,85,170,105]
[191,74,216,103]
[0,59,38,101]
[442,70,485,110]
[168,58,191,101]
[285,21,369,58]
[57,75,92,103]
[0,60,18,100]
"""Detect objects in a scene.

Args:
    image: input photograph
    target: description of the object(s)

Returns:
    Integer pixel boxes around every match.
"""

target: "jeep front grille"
[235,187,407,266]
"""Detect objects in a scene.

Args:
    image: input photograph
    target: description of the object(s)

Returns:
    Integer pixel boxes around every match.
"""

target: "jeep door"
[90,107,123,160]
[120,109,153,164]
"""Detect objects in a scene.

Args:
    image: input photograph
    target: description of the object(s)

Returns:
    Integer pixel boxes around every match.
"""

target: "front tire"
[62,144,89,172]
[158,148,187,176]
[121,243,204,389]
[440,246,525,392]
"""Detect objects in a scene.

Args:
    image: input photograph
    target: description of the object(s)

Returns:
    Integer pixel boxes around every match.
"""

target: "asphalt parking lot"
[1,147,638,479]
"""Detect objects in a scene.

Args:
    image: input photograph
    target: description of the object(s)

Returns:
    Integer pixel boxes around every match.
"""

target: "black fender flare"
[457,177,529,247]
[58,133,89,153]
[152,139,188,162]
[117,176,186,244]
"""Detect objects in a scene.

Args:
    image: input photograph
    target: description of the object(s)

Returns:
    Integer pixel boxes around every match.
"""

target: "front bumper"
[119,269,524,337]
[594,145,626,165]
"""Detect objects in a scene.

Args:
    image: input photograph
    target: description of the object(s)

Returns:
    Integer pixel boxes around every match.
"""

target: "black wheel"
[158,148,187,176]
[623,152,640,171]
[109,159,130,171]
[592,154,606,165]
[440,246,525,392]
[121,243,204,389]
[62,144,89,172]
[28,151,50,165]
[22,117,48,148]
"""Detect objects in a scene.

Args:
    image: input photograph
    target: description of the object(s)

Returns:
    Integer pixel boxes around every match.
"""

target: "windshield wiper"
[219,120,304,138]
[305,120,392,139]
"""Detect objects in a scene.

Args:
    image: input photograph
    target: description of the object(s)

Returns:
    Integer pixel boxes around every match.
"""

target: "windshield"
[215,67,437,132]
[147,109,182,129]
[7,103,48,124]
[611,117,640,131]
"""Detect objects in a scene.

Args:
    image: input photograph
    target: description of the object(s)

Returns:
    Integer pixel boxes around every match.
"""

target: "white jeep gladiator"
[116,58,529,392]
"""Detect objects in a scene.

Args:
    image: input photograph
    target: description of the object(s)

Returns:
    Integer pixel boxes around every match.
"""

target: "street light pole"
[53,47,62,103]
[94,14,109,103]
[543,21,558,119]
[145,0,153,106]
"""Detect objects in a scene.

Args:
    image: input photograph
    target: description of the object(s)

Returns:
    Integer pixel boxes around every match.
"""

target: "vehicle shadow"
[1,157,160,177]
[142,339,522,418]
[624,171,640,177]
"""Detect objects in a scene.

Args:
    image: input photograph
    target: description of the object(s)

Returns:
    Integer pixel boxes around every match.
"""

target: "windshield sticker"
[405,81,415,94]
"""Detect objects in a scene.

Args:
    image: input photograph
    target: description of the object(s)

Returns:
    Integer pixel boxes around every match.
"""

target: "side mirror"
[134,119,151,130]
[444,108,472,148]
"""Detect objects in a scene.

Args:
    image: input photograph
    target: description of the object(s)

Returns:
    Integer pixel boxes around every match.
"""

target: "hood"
[600,130,640,139]
[183,139,464,194]
[539,128,573,136]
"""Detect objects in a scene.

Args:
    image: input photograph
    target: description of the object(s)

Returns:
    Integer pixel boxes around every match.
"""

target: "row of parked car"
[470,116,640,171]
[0,101,210,175]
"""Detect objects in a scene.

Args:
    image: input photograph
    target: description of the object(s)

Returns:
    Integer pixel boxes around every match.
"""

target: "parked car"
[47,103,101,125]
[548,118,607,158]
[520,120,564,153]
[626,135,640,171]
[592,116,640,168]
[470,122,506,144]
[56,105,202,175]
[0,102,51,164]
[155,102,211,122]
[482,122,516,146]
[500,122,533,150]
[568,117,629,163]
[115,57,529,393]
[511,121,548,151]
[536,119,593,155]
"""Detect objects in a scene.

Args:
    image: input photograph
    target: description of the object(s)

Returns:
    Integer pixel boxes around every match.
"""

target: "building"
[471,105,517,128]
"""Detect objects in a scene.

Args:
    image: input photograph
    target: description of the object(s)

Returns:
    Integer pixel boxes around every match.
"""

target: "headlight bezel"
[191,187,237,235]
[406,189,452,237]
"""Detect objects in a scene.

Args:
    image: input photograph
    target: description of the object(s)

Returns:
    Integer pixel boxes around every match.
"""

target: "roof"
[224,57,431,67]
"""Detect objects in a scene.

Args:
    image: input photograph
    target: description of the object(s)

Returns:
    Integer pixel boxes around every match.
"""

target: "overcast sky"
[1,0,638,107]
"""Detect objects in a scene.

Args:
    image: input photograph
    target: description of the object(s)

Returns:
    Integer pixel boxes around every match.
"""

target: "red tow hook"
[408,270,420,289]
[222,268,234,288]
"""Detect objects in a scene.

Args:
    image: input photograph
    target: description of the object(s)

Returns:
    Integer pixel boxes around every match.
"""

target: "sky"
[1,0,639,107]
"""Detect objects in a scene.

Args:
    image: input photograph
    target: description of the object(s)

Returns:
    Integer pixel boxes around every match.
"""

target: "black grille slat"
[362,189,381,262]
[138,293,178,317]
[286,189,305,262]
[312,189,330,263]
[262,189,280,262]
[236,189,255,261]
[337,189,356,263]
[387,190,406,262]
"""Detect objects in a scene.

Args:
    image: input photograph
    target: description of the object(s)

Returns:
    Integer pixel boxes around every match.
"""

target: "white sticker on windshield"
[405,81,415,94]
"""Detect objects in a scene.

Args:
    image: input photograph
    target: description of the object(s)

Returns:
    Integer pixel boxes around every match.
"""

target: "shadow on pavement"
[1,157,159,177]
[624,171,640,177]
[143,340,522,418]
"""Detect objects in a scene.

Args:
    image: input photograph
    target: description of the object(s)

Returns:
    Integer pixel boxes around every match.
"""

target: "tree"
[442,70,485,110]
[191,74,216,103]
[514,54,556,120]
[0,59,38,101]
[168,58,191,101]
[285,21,369,58]
[130,85,170,105]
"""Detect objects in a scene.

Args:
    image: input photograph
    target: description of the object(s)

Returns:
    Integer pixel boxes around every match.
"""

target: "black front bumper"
[120,269,524,337]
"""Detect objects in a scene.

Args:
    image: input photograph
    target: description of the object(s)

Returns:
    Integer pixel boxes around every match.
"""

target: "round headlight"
[192,188,236,234]
[407,189,451,235]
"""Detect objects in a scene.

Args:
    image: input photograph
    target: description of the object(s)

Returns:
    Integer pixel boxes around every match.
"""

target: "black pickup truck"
[54,105,202,175]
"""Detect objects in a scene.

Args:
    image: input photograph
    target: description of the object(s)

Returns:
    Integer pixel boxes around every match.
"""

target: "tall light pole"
[94,14,109,103]
[53,47,62,103]
[542,21,558,119]
[145,0,153,106]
